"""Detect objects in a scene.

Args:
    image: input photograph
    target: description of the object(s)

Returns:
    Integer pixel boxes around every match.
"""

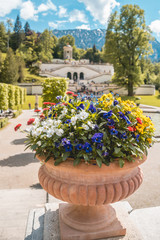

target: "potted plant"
[16,92,154,239]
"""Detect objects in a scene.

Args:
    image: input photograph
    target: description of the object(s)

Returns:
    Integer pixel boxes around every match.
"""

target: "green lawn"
[23,95,43,110]
[22,91,160,110]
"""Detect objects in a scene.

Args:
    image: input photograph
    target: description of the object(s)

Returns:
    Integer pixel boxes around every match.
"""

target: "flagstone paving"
[0,109,160,239]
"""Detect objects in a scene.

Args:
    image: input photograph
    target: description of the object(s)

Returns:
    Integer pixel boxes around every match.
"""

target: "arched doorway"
[80,72,84,80]
[73,72,78,82]
[67,72,72,80]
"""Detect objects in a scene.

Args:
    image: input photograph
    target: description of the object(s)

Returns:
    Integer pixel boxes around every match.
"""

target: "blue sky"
[0,0,160,41]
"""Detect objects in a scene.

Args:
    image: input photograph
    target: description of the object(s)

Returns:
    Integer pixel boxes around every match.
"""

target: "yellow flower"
[147,138,152,144]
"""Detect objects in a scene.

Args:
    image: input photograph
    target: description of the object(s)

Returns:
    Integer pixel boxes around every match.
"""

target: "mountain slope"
[53,29,160,62]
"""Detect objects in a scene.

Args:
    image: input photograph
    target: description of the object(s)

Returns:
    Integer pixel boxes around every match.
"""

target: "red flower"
[43,102,51,105]
[62,103,68,106]
[137,118,142,124]
[43,108,50,111]
[127,126,134,132]
[73,94,78,97]
[34,109,41,113]
[40,114,45,119]
[27,118,35,125]
[14,124,22,131]
[50,103,56,105]
[66,91,74,95]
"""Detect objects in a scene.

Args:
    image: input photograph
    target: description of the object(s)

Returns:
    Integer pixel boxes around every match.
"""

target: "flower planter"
[37,155,146,240]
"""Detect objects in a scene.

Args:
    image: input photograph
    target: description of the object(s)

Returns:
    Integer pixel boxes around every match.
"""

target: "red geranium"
[62,103,68,106]
[73,94,78,97]
[40,114,45,119]
[43,108,50,111]
[34,109,41,113]
[66,91,74,95]
[50,103,56,105]
[27,118,35,125]
[127,126,134,132]
[43,102,51,105]
[137,118,142,124]
[14,124,22,131]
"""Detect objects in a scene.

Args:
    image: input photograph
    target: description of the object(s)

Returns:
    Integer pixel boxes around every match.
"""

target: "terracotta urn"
[37,155,146,240]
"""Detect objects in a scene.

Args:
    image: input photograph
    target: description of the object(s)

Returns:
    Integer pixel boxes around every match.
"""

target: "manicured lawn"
[23,95,43,110]
[22,91,160,110]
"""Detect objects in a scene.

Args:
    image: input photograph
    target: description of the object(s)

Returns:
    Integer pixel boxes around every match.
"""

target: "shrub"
[42,78,68,104]
[13,109,22,118]
[8,84,16,110]
[0,83,8,110]
[0,117,8,128]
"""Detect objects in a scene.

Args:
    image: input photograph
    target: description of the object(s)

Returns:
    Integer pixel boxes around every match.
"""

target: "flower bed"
[17,93,155,167]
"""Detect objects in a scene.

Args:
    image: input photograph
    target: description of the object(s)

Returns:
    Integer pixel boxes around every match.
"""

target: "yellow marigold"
[147,138,152,144]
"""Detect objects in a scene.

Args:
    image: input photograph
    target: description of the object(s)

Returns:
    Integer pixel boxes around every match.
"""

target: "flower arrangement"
[16,92,155,167]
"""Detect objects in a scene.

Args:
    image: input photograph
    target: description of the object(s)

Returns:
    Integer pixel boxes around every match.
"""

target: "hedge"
[0,83,26,111]
[0,118,8,129]
[13,109,22,118]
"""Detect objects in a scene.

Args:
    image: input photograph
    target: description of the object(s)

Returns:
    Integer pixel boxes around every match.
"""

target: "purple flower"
[110,128,118,135]
[103,151,109,157]
[132,133,140,142]
[120,133,127,139]
[118,112,125,119]
[75,144,84,150]
[107,119,115,126]
[64,143,73,152]
[69,99,72,103]
[91,133,103,143]
[113,100,119,106]
[56,96,62,100]
[103,111,113,119]
[88,103,96,113]
[55,142,60,148]
[61,138,70,146]
[94,124,99,130]
[84,142,92,153]
[77,103,84,110]
[97,143,103,150]
[65,119,71,124]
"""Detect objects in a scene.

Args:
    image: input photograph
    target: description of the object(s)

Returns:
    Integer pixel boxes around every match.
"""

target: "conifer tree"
[24,21,31,36]
[0,22,7,52]
[11,15,24,50]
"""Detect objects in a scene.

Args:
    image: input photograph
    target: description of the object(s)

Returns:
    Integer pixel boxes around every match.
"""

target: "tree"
[11,15,24,50]
[55,35,75,59]
[24,21,31,36]
[0,48,18,84]
[104,4,153,96]
[0,22,7,52]
[6,18,13,49]
[38,29,57,62]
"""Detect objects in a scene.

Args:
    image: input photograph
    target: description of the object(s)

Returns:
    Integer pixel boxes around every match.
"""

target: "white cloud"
[58,6,68,18]
[149,20,160,36]
[20,1,38,21]
[0,0,22,17]
[69,9,88,23]
[78,0,120,25]
[48,22,58,29]
[76,24,90,30]
[38,0,57,13]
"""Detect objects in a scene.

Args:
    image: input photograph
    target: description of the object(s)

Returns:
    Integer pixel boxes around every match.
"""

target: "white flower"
[71,109,75,114]
[79,110,89,120]
[46,129,55,138]
[87,121,95,129]
[55,128,64,137]
[71,116,77,125]
[54,120,61,128]
[32,127,43,137]
[37,141,41,146]
[42,126,48,133]
[82,124,89,130]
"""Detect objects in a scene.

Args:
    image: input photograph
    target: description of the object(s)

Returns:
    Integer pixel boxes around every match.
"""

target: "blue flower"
[56,96,62,100]
[120,133,127,139]
[113,100,119,106]
[55,142,60,148]
[97,143,103,150]
[64,143,73,152]
[84,142,92,153]
[88,103,96,113]
[103,151,109,157]
[77,103,84,110]
[124,116,131,125]
[110,128,118,135]
[91,133,103,143]
[107,119,115,126]
[65,119,71,124]
[103,111,113,119]
[125,111,131,115]
[132,133,140,142]
[61,138,70,146]
[118,112,125,119]
[48,114,52,118]
[69,99,72,103]
[94,124,99,130]
[75,144,84,150]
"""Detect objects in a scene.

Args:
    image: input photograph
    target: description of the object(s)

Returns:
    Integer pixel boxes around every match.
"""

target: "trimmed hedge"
[13,109,22,118]
[0,117,8,129]
[0,83,26,111]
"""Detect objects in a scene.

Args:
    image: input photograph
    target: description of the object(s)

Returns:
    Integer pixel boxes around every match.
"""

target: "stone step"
[25,201,148,240]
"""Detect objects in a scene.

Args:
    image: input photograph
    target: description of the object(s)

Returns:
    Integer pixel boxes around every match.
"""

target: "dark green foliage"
[11,15,24,51]
[104,4,153,96]
[42,78,68,103]
[24,22,31,36]
[0,22,7,52]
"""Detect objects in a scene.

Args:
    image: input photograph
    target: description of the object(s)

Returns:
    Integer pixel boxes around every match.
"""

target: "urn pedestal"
[37,155,146,240]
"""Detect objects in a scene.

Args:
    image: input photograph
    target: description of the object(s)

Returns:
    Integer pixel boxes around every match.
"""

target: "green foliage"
[15,86,20,108]
[54,34,75,59]
[24,22,31,36]
[0,48,19,84]
[0,83,8,110]
[0,117,8,129]
[8,84,15,109]
[104,4,153,96]
[0,22,7,52]
[11,15,24,51]
[13,109,22,118]
[42,78,68,103]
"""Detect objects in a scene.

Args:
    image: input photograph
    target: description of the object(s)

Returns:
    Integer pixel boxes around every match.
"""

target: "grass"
[23,95,43,110]
[22,91,160,110]
[24,68,46,83]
